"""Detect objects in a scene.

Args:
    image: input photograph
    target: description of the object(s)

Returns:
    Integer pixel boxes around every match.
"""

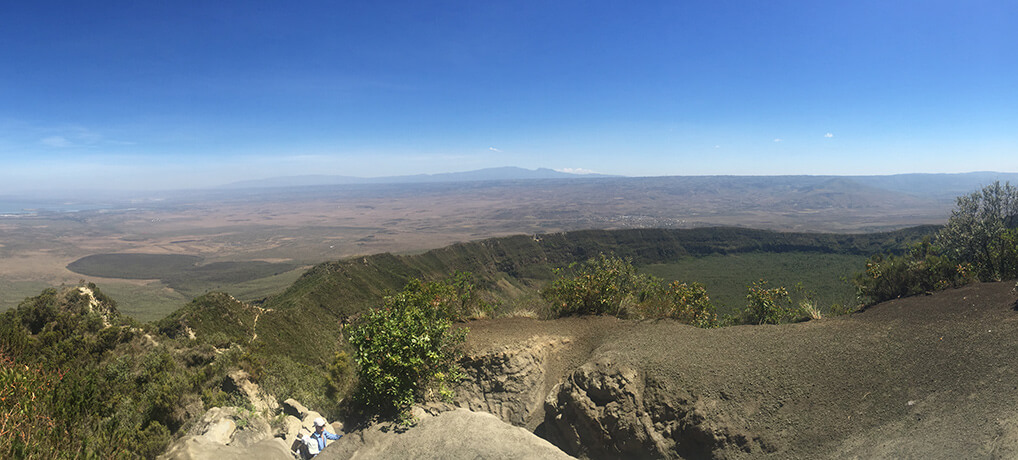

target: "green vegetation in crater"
[641,252,865,316]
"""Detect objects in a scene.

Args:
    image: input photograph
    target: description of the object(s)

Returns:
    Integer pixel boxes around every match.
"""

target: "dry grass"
[799,299,824,320]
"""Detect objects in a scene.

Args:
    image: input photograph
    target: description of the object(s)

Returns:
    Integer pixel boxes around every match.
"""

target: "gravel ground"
[462,281,1018,459]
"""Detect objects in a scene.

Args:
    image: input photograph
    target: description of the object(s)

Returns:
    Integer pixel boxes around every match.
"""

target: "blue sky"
[1,1,1015,192]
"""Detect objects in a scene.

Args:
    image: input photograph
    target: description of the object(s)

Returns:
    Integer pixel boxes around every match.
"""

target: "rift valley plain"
[0,174,1000,320]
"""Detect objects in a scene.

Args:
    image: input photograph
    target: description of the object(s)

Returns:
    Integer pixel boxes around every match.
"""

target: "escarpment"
[448,282,1018,460]
[455,335,572,428]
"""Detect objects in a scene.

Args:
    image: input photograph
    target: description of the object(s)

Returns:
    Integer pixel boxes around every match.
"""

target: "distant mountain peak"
[219,167,616,189]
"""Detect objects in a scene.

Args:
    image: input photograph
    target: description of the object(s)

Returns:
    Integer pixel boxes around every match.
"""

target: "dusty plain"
[0,177,954,318]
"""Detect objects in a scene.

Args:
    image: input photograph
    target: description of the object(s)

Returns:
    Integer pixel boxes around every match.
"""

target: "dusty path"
[461,282,1018,458]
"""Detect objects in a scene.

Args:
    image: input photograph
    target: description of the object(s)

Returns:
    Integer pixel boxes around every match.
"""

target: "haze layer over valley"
[2,171,1014,319]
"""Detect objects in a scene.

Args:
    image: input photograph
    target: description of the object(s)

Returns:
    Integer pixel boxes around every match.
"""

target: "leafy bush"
[639,281,718,328]
[542,254,646,317]
[543,255,722,327]
[853,238,975,304]
[852,182,1017,304]
[346,277,468,422]
[743,280,793,325]
[0,351,62,458]
[0,284,249,458]
[938,181,1018,282]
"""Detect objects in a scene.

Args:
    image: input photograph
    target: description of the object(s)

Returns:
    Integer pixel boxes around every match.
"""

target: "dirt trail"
[460,282,1018,459]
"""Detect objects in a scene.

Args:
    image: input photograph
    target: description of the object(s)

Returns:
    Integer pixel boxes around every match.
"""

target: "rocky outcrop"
[159,436,291,460]
[224,370,280,414]
[316,408,574,460]
[455,335,570,427]
[541,358,772,460]
[158,406,287,459]
[159,366,345,460]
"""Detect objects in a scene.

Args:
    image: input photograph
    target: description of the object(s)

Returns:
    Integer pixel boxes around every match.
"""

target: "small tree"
[853,238,974,304]
[938,181,1018,281]
[743,280,792,325]
[541,254,643,317]
[346,277,468,422]
[659,281,717,328]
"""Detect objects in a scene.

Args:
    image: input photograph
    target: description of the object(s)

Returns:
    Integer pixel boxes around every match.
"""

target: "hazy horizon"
[2,2,1015,193]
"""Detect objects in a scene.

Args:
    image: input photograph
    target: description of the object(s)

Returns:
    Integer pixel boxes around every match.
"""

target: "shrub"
[648,281,718,328]
[346,277,468,422]
[853,238,975,304]
[0,351,61,458]
[938,181,1018,281]
[542,254,644,317]
[851,183,1017,305]
[797,299,823,320]
[743,280,792,325]
[543,255,719,327]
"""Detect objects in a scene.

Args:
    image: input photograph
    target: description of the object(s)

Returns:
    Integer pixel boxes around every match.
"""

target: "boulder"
[230,415,272,448]
[281,398,309,419]
[225,370,279,414]
[301,411,324,432]
[316,408,574,460]
[161,405,281,458]
[203,418,237,445]
[189,407,240,444]
[542,357,768,459]
[158,436,291,460]
[275,414,304,445]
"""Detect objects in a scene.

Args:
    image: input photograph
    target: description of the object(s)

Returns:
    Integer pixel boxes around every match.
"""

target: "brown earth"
[1,176,952,311]
[454,282,1018,459]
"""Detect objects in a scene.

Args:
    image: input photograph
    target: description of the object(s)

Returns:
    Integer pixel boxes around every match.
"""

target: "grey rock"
[276,415,304,445]
[231,415,272,448]
[282,398,309,419]
[158,436,291,460]
[455,335,570,428]
[225,370,279,414]
[301,411,324,432]
[542,357,763,459]
[317,408,573,460]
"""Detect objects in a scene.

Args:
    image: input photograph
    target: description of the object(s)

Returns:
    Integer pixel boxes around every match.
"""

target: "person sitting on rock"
[300,417,342,457]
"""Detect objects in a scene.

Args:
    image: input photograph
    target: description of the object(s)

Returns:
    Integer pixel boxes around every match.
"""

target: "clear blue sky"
[1,1,1015,192]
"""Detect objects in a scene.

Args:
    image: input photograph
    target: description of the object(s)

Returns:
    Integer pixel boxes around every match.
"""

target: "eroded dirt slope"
[457,282,1018,459]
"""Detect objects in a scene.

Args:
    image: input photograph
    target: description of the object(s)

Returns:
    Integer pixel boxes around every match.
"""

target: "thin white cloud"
[556,168,598,175]
[41,136,73,148]
[488,147,502,152]
[714,145,720,149]
[825,132,834,138]
[773,138,783,143]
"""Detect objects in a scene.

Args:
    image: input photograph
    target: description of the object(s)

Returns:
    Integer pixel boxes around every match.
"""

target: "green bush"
[853,238,975,304]
[938,181,1018,282]
[743,280,792,325]
[346,277,468,422]
[639,281,718,328]
[543,255,721,327]
[542,254,645,317]
[0,351,62,458]
[0,284,246,459]
[851,182,1018,304]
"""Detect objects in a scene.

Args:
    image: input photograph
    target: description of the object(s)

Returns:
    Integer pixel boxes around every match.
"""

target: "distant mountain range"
[219,167,617,189]
[220,168,1018,201]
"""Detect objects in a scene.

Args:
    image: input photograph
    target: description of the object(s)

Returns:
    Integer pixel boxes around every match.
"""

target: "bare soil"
[461,282,1018,458]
